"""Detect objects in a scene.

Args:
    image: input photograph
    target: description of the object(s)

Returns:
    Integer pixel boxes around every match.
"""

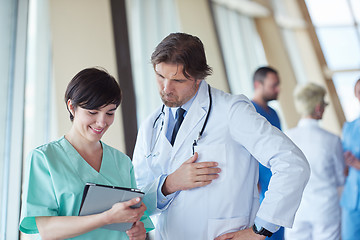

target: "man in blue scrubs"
[251,66,283,240]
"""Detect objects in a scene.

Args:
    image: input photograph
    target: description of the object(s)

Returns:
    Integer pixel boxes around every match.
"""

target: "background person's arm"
[344,151,360,170]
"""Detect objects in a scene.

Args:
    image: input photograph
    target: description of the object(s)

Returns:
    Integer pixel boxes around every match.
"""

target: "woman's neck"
[65,129,102,157]
[65,131,103,172]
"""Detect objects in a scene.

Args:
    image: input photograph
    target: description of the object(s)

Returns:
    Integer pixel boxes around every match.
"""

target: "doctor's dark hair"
[151,32,212,80]
[253,66,278,84]
[64,67,122,121]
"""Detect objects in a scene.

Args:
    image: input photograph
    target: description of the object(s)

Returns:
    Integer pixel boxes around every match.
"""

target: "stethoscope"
[146,85,212,158]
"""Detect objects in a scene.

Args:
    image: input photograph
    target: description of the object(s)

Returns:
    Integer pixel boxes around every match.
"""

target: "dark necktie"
[170,107,186,145]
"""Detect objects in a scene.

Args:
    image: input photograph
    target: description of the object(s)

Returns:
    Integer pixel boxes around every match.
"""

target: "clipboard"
[78,182,144,232]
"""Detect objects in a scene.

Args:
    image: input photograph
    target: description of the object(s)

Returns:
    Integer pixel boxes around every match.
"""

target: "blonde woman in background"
[284,83,345,240]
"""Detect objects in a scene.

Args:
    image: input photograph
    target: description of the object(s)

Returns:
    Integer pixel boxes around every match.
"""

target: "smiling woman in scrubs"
[19,67,153,240]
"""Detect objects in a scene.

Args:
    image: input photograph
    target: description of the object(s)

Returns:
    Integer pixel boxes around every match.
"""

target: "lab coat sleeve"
[333,137,346,187]
[228,95,310,228]
[156,174,179,209]
[129,164,155,232]
[133,125,157,216]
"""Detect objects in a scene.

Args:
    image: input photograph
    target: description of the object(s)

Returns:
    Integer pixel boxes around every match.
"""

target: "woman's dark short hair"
[151,32,212,80]
[64,67,122,121]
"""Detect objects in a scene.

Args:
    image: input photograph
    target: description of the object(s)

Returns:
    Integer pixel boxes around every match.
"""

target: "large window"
[211,1,268,97]
[24,0,54,156]
[1,0,28,239]
[125,1,180,238]
[126,0,180,126]
[0,0,17,237]
[211,1,290,128]
[21,1,54,239]
[306,0,360,121]
[1,0,54,239]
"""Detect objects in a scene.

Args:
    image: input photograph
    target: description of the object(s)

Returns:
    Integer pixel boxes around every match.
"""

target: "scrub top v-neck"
[64,137,126,185]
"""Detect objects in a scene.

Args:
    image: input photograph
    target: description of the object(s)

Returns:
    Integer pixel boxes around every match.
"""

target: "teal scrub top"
[19,137,154,239]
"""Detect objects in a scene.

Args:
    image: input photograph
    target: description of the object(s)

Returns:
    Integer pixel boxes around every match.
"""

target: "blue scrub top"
[20,137,154,239]
[251,101,281,130]
[341,118,360,210]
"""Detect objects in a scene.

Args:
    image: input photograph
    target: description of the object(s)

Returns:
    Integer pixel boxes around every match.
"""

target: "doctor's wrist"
[252,224,273,238]
[161,175,177,196]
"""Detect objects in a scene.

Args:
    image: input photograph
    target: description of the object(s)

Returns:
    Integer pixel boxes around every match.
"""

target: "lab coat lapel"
[171,81,209,156]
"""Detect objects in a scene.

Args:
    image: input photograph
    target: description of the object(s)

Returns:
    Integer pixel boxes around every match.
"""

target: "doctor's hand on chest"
[214,228,266,240]
[161,152,221,196]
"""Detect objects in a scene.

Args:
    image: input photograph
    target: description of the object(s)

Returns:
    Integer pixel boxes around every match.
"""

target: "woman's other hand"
[126,221,147,240]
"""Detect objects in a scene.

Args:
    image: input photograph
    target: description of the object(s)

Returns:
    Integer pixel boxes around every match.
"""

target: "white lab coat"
[284,119,345,239]
[134,81,310,240]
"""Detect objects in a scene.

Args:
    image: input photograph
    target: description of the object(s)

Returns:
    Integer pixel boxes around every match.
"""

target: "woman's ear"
[67,99,75,117]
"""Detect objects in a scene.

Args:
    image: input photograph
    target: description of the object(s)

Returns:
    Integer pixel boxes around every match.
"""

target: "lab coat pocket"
[208,216,248,239]
[193,144,226,183]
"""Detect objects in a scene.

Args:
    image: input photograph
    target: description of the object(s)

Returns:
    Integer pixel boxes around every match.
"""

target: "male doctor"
[133,32,310,240]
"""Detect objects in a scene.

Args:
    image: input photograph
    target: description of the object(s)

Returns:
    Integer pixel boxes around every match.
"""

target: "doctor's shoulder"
[139,105,164,129]
[212,87,253,108]
[219,91,257,115]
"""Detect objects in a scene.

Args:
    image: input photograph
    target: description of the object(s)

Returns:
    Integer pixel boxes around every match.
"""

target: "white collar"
[298,118,319,127]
